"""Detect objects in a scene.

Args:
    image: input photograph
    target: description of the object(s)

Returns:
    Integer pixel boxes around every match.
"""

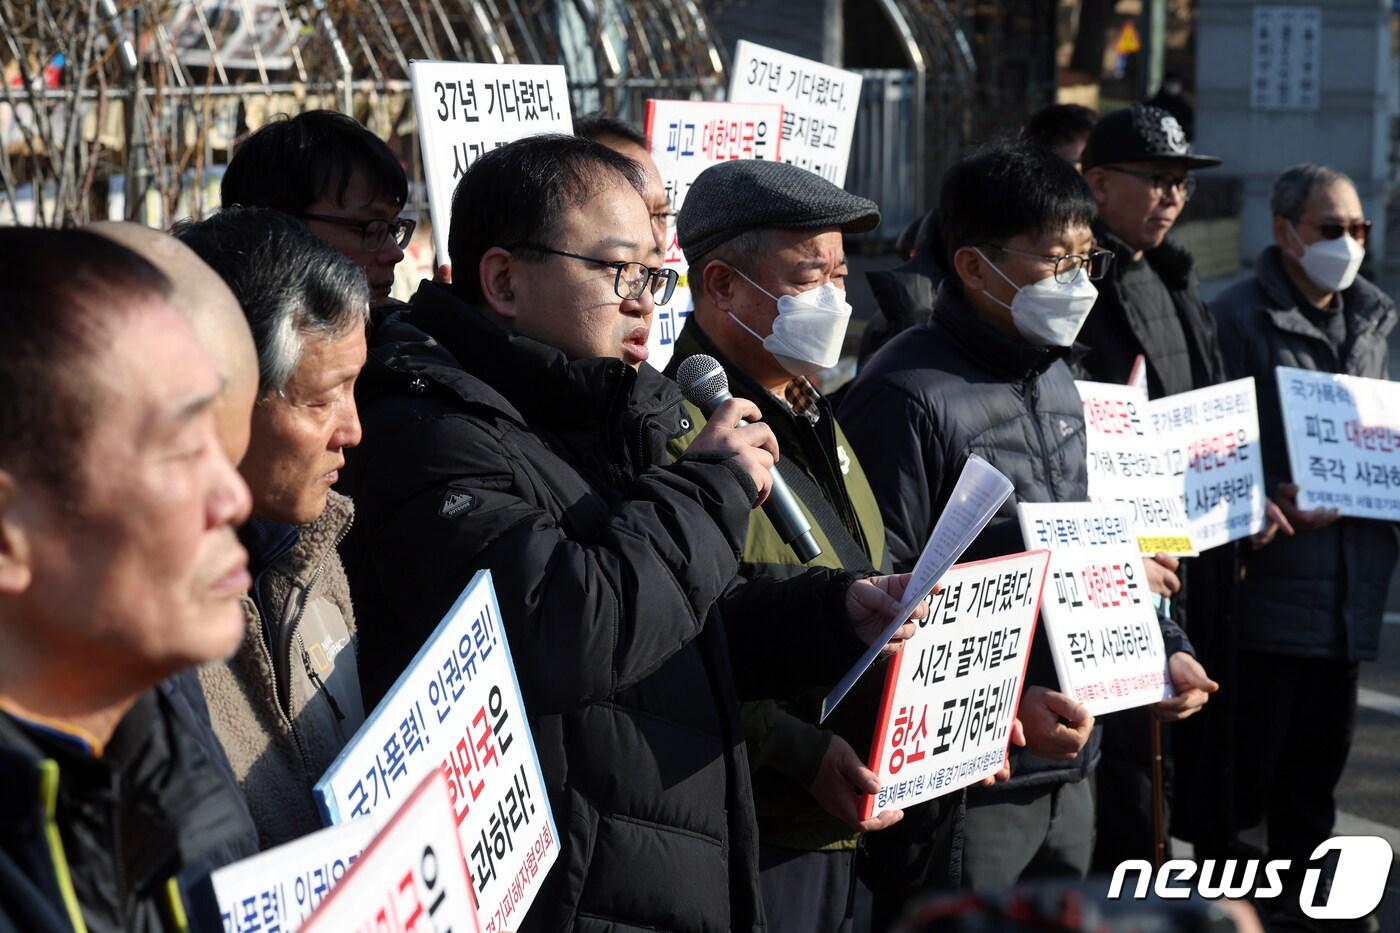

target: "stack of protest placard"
[1018,502,1173,716]
[863,550,1047,818]
[1148,377,1267,551]
[728,40,862,186]
[410,61,573,261]
[302,771,479,933]
[1077,379,1197,555]
[314,569,558,933]
[643,98,783,369]
[1276,366,1400,522]
[189,820,378,932]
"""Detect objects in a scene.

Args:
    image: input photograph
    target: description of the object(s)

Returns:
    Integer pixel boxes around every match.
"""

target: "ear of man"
[0,472,33,595]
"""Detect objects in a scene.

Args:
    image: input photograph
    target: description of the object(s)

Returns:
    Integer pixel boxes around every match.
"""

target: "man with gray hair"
[1212,164,1397,923]
[177,208,372,848]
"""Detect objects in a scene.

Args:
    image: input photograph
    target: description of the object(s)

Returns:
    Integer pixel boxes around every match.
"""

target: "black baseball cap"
[1081,104,1221,170]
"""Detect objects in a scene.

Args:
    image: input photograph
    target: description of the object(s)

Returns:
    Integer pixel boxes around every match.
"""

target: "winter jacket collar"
[932,279,1077,382]
[1097,223,1196,290]
[404,281,684,433]
[1253,246,1397,369]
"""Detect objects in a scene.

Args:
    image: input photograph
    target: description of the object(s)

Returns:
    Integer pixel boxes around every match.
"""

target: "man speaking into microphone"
[339,134,923,933]
[663,159,899,933]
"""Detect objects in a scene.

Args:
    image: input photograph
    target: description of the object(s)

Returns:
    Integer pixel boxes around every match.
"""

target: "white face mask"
[1289,223,1365,293]
[974,248,1099,347]
[729,267,852,376]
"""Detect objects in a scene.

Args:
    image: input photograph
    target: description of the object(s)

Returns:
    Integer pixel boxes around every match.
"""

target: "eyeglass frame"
[1098,165,1197,201]
[299,212,417,251]
[509,243,679,306]
[1297,217,1373,244]
[982,244,1115,283]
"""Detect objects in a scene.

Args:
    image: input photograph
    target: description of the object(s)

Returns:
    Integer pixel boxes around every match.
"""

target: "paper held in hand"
[820,455,1014,722]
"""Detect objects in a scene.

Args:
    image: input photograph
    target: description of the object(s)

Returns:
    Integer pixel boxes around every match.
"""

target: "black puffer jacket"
[339,282,865,933]
[1078,228,1224,398]
[0,690,259,933]
[841,281,1104,788]
[1212,247,1399,662]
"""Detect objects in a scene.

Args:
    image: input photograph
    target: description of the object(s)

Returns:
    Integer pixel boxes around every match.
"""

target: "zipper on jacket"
[37,760,90,933]
[1025,376,1059,496]
[277,511,355,775]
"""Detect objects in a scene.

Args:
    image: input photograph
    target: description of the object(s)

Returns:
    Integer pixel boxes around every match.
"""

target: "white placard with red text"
[728,40,862,186]
[1148,377,1267,550]
[862,551,1047,819]
[642,98,783,370]
[302,771,478,933]
[205,820,377,932]
[1018,502,1173,717]
[1077,379,1197,555]
[1276,366,1400,522]
[410,60,573,262]
[315,570,558,933]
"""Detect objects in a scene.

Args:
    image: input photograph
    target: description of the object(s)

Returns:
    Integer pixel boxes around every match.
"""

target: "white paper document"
[820,456,1014,721]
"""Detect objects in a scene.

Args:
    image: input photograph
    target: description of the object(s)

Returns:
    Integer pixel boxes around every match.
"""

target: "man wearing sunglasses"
[1074,105,1244,873]
[338,134,924,933]
[1212,165,1397,928]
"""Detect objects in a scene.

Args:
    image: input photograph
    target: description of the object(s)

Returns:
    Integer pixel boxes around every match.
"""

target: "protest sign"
[1077,379,1197,555]
[1148,377,1266,550]
[863,551,1047,818]
[316,570,558,933]
[302,771,478,933]
[728,40,862,185]
[410,61,573,261]
[821,455,1014,721]
[1018,502,1173,717]
[643,98,783,370]
[196,820,377,932]
[1276,366,1400,522]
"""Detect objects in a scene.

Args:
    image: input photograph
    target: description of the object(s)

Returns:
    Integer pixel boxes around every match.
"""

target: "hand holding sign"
[1019,686,1095,761]
[1273,481,1341,531]
[809,735,903,833]
[1152,652,1218,722]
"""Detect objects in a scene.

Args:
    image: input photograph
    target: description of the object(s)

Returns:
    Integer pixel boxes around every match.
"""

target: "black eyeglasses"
[1303,218,1373,243]
[1100,166,1197,201]
[511,244,679,305]
[989,245,1115,283]
[299,213,416,251]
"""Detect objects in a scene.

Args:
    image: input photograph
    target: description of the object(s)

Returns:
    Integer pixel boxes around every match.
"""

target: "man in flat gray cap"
[663,159,899,933]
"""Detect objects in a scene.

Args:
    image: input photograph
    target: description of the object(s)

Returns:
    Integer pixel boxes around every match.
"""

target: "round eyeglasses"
[299,213,417,251]
[512,244,679,305]
[987,245,1115,283]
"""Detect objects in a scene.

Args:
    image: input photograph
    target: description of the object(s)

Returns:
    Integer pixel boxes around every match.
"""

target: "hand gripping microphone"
[676,354,822,564]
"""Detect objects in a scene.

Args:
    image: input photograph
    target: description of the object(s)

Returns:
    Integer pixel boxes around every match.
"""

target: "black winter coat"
[338,283,865,933]
[1212,247,1399,662]
[0,690,258,933]
[841,281,1106,789]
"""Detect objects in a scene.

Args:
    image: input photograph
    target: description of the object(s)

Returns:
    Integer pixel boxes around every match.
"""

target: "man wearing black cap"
[663,159,895,933]
[1077,105,1239,868]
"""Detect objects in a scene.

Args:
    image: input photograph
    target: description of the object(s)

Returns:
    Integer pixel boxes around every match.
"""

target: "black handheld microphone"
[676,354,823,564]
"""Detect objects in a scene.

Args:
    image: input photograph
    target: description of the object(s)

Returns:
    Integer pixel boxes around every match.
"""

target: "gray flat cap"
[677,160,880,264]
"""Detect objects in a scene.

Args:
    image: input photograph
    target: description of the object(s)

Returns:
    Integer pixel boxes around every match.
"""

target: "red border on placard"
[301,769,479,933]
[859,549,1051,821]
